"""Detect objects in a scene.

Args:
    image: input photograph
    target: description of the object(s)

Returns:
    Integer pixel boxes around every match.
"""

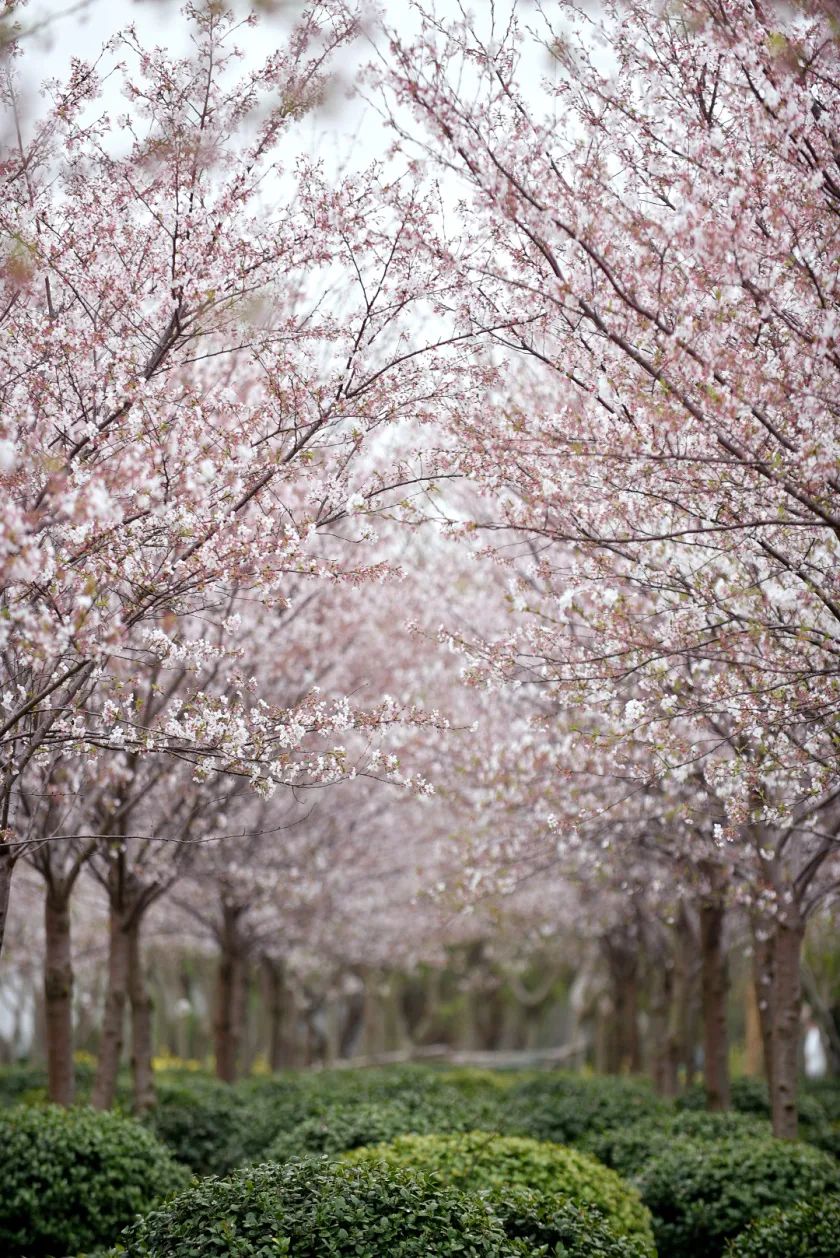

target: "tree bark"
[128,915,155,1113]
[752,923,776,1093]
[0,843,13,960]
[44,886,75,1106]
[651,953,679,1097]
[744,975,764,1076]
[769,916,804,1139]
[91,903,131,1109]
[699,898,730,1110]
[604,939,641,1073]
[214,903,246,1083]
[262,955,289,1072]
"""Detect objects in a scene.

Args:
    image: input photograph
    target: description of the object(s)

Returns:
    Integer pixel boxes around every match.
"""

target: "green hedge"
[487,1186,656,1257]
[345,1130,655,1252]
[725,1194,840,1257]
[0,1104,189,1257]
[501,1074,669,1144]
[263,1096,478,1163]
[636,1133,840,1258]
[579,1110,769,1175]
[108,1158,521,1256]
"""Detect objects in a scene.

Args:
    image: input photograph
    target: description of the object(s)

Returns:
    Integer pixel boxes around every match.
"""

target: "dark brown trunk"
[651,954,679,1097]
[700,898,730,1110]
[262,956,287,1072]
[605,940,641,1073]
[744,973,764,1076]
[0,842,13,960]
[769,916,804,1139]
[127,915,155,1113]
[214,903,246,1083]
[339,978,366,1060]
[44,886,75,1106]
[752,923,776,1093]
[91,903,130,1109]
[668,909,697,1094]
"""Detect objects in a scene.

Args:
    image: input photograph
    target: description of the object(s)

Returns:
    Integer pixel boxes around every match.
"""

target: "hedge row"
[3,1064,840,1257]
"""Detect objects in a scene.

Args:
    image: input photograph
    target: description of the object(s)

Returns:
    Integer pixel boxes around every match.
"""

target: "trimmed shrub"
[487,1186,655,1257]
[579,1111,769,1175]
[0,1104,189,1258]
[109,1157,520,1256]
[502,1073,669,1144]
[726,1194,840,1257]
[436,1067,523,1097]
[677,1076,829,1127]
[263,1097,470,1163]
[636,1133,840,1258]
[143,1077,253,1175]
[345,1129,655,1251]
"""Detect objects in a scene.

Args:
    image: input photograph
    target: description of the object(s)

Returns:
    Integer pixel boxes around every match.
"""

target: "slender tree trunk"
[339,975,366,1061]
[127,915,155,1113]
[652,954,679,1097]
[44,886,75,1106]
[605,940,641,1073]
[752,924,776,1094]
[699,898,730,1110]
[595,994,613,1073]
[744,975,764,1076]
[0,843,13,961]
[668,911,696,1094]
[262,956,288,1072]
[214,903,246,1083]
[769,916,804,1139]
[91,904,130,1109]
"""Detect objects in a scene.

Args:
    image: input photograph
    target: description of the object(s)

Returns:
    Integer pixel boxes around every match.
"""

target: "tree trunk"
[651,953,679,1097]
[127,915,155,1113]
[91,904,130,1109]
[44,886,75,1106]
[744,975,764,1076]
[605,940,641,1073]
[769,916,804,1139]
[752,923,776,1093]
[668,910,697,1094]
[699,898,730,1110]
[214,903,246,1083]
[0,843,13,960]
[262,956,288,1072]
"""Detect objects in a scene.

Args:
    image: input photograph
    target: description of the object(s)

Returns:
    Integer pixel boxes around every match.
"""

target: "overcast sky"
[14,0,555,182]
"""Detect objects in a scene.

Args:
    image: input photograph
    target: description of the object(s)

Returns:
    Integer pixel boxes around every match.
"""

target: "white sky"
[14,0,554,184]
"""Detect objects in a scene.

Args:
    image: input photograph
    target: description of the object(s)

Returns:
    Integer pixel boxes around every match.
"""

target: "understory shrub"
[502,1073,669,1145]
[636,1133,840,1258]
[488,1187,656,1258]
[579,1110,769,1175]
[0,1104,189,1258]
[345,1129,655,1251]
[108,1157,520,1256]
[143,1077,254,1175]
[263,1096,476,1163]
[725,1194,840,1257]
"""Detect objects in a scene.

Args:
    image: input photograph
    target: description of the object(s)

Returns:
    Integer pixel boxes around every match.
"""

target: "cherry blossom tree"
[0,0,494,958]
[378,0,840,1137]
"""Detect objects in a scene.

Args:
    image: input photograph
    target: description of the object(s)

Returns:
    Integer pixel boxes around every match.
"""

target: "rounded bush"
[502,1074,669,1144]
[487,1186,655,1257]
[109,1157,520,1256]
[580,1111,769,1175]
[345,1129,655,1251]
[725,1194,840,1257]
[143,1077,252,1175]
[263,1097,465,1163]
[636,1133,840,1258]
[0,1104,189,1257]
